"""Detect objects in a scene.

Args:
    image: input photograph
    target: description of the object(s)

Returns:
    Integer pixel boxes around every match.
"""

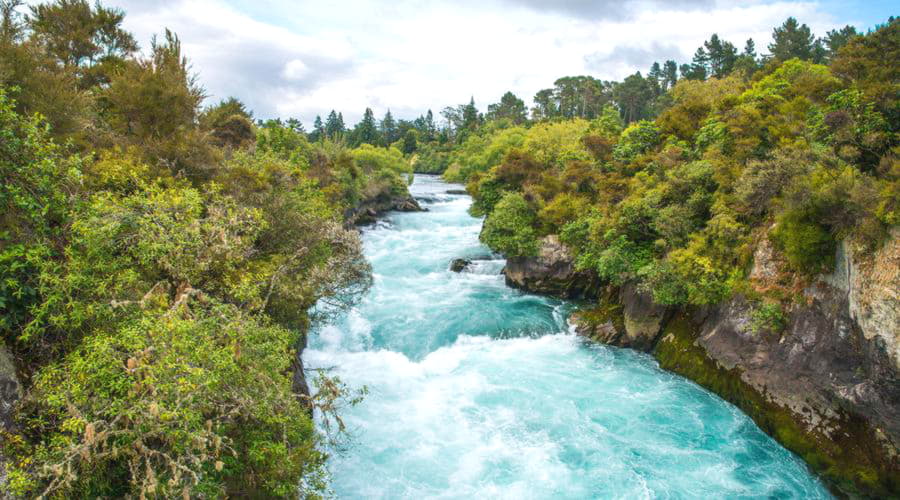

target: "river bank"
[506,233,900,498]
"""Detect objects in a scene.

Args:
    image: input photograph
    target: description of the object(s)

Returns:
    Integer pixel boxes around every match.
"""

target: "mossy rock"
[653,314,900,498]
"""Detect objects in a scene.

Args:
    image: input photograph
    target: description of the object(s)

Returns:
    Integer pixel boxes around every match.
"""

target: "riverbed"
[304,175,830,499]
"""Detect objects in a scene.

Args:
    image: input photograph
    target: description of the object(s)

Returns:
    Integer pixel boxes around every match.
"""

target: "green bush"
[771,209,836,275]
[479,192,539,257]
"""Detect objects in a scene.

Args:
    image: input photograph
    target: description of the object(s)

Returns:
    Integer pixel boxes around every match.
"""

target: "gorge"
[304,175,832,498]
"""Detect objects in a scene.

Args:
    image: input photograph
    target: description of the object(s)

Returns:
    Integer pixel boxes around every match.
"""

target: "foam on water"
[305,175,831,499]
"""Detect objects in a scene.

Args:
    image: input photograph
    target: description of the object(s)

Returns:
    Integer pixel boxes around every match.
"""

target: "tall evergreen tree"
[423,109,436,141]
[532,88,557,120]
[823,25,858,61]
[310,114,324,141]
[324,110,344,138]
[743,38,757,58]
[662,60,678,91]
[461,96,480,131]
[648,62,662,90]
[354,107,380,146]
[682,47,708,80]
[769,17,816,61]
[704,34,737,77]
[380,109,398,145]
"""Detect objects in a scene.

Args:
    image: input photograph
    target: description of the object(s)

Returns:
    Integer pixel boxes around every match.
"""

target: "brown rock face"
[570,231,900,496]
[619,283,670,351]
[571,283,670,352]
[503,235,599,299]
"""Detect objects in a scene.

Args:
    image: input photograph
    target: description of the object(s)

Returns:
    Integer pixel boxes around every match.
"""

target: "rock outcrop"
[569,232,900,497]
[503,235,599,299]
[449,258,471,272]
[571,283,670,351]
[344,193,424,226]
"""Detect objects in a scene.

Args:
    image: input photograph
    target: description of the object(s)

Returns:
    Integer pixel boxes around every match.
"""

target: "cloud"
[585,43,687,79]
[101,0,852,126]
[499,0,714,21]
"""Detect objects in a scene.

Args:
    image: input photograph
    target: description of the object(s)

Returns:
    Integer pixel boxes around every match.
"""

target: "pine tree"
[648,62,662,95]
[324,110,343,138]
[823,25,858,61]
[424,109,436,141]
[310,115,324,141]
[354,107,380,146]
[461,97,480,131]
[662,60,678,91]
[704,34,737,77]
[769,17,816,61]
[683,48,708,80]
[743,38,757,58]
[380,109,398,145]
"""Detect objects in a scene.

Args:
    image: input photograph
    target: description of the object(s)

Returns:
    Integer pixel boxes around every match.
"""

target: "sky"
[99,0,895,127]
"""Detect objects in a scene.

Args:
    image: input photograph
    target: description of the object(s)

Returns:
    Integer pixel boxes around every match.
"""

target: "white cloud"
[105,0,852,127]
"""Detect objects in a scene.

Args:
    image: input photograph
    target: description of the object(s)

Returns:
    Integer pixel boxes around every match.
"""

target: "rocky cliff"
[510,232,900,498]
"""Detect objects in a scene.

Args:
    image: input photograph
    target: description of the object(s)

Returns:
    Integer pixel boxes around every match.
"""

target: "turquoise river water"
[304,175,831,499]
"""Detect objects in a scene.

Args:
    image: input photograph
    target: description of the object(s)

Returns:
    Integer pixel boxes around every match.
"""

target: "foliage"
[479,192,539,257]
[453,16,897,320]
[0,1,415,494]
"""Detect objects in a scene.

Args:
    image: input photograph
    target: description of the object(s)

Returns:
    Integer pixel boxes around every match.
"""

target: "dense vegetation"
[440,18,898,322]
[1,0,897,495]
[0,0,412,497]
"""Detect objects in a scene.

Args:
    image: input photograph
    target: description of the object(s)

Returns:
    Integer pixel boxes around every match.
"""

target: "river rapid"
[304,175,831,499]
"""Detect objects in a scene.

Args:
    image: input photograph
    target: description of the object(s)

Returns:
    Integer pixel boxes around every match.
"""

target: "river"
[304,175,830,499]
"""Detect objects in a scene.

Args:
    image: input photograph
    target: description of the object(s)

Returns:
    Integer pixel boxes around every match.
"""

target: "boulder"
[503,235,599,299]
[618,282,670,351]
[449,258,471,272]
[395,197,423,212]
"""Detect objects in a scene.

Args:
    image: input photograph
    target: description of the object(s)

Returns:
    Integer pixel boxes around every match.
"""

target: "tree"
[480,192,539,257]
[310,115,324,141]
[743,38,757,59]
[683,47,709,80]
[28,0,136,86]
[418,109,436,141]
[461,96,480,132]
[402,129,417,154]
[353,107,380,146]
[285,117,305,133]
[486,91,528,124]
[704,34,737,78]
[532,88,557,120]
[613,72,654,123]
[733,38,760,75]
[380,109,398,145]
[769,17,816,61]
[823,25,859,61]
[325,109,344,138]
[102,29,205,149]
[200,97,254,148]
[662,60,679,91]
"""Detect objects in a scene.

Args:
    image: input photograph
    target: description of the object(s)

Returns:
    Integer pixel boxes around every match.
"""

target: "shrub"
[479,192,539,257]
